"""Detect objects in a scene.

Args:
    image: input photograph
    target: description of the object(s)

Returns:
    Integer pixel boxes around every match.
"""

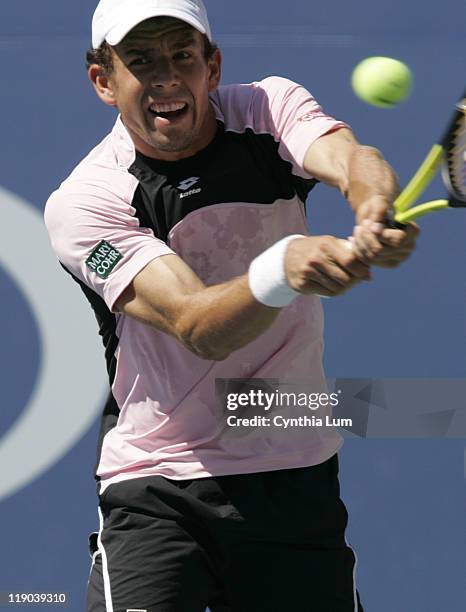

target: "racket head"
[440,91,466,206]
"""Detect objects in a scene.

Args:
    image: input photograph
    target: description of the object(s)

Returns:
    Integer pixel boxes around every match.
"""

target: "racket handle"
[385,209,406,229]
[386,219,406,229]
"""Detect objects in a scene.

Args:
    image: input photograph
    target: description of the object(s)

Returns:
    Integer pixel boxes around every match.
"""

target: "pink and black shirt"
[45,76,347,495]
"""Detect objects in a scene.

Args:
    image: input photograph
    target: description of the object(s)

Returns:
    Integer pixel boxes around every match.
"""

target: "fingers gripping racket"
[392,89,466,225]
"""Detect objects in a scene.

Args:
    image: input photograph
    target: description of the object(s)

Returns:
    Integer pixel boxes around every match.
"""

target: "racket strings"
[444,105,466,203]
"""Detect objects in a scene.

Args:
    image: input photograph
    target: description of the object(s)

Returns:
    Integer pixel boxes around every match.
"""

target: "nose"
[149,59,180,89]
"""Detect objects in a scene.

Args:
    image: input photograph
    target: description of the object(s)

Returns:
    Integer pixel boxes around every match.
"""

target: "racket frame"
[393,92,466,224]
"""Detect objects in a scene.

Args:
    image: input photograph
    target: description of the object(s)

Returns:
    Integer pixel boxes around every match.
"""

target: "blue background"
[0,1,465,610]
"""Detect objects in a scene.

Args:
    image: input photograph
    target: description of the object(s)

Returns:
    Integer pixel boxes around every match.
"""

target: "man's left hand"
[350,218,420,269]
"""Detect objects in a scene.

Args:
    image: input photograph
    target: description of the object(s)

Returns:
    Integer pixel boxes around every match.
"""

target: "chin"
[153,134,197,154]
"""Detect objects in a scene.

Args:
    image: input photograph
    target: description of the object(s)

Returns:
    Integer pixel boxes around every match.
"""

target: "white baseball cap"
[92,0,212,49]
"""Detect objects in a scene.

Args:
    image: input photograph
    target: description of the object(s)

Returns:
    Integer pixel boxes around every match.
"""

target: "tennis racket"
[391,89,466,225]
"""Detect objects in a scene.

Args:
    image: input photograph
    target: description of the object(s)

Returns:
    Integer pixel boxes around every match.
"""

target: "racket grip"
[385,218,406,229]
[385,209,406,229]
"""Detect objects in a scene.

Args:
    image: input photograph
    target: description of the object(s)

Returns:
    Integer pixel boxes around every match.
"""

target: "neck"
[127,103,218,162]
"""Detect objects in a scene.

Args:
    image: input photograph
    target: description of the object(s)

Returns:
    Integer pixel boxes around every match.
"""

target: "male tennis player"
[44,0,417,610]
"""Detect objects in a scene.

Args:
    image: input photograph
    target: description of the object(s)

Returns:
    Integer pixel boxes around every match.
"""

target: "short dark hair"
[86,17,218,76]
[86,41,114,75]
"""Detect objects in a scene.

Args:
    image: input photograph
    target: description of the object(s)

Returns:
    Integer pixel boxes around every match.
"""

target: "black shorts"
[87,454,363,612]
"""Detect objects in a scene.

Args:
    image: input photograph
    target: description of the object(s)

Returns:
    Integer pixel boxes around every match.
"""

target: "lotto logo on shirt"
[86,240,123,279]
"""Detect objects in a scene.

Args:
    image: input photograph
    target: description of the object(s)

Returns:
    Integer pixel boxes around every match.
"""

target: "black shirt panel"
[127,122,317,241]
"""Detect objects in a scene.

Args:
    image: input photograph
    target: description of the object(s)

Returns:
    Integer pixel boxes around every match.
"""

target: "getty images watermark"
[225,386,348,429]
[215,378,466,439]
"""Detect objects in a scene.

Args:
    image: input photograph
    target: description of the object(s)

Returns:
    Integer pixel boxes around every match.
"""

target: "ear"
[88,64,118,107]
[207,48,222,93]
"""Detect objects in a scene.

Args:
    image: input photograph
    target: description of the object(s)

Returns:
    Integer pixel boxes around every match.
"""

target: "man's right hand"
[284,236,372,297]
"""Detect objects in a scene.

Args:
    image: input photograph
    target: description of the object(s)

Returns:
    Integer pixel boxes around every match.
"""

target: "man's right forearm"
[119,236,370,361]
[174,234,370,361]
[174,275,282,361]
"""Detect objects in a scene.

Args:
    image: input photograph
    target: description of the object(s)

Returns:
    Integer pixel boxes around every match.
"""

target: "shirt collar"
[111,115,137,169]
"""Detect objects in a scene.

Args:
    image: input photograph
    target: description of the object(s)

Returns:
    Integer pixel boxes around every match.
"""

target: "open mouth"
[148,102,189,121]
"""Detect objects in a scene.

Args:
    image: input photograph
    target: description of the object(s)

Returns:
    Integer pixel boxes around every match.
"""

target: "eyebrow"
[122,36,197,55]
[171,36,197,49]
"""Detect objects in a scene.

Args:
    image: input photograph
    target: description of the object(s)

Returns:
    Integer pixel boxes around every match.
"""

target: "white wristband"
[248,235,305,308]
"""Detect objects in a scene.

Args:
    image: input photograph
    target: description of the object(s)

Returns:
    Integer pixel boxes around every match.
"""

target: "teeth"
[149,102,187,113]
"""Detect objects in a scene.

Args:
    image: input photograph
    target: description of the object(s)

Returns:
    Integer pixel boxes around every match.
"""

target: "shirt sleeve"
[252,76,350,179]
[44,181,175,313]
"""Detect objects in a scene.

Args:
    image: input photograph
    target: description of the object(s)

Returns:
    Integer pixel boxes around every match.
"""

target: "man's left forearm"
[345,146,419,268]
[345,145,401,224]
[303,128,418,267]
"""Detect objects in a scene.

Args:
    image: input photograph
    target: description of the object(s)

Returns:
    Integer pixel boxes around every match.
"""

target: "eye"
[173,51,192,61]
[128,57,150,67]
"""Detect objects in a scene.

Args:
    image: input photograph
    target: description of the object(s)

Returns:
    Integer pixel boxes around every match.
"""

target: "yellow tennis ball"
[351,56,413,108]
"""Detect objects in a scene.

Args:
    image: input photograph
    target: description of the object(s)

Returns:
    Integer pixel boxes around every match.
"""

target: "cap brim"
[102,7,208,47]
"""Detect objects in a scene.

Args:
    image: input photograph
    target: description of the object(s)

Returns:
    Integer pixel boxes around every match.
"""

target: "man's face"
[99,23,221,160]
